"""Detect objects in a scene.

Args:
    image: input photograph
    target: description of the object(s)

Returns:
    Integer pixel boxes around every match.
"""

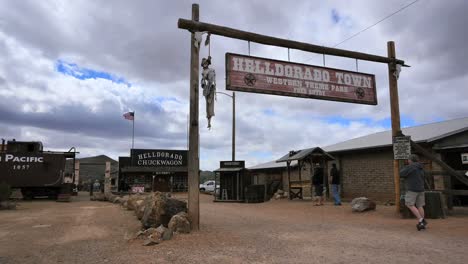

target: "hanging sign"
[220,160,245,169]
[461,153,468,165]
[226,53,377,105]
[393,136,411,160]
[130,149,188,167]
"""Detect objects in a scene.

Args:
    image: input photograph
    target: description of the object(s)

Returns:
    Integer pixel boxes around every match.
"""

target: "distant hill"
[200,170,214,183]
[65,155,118,184]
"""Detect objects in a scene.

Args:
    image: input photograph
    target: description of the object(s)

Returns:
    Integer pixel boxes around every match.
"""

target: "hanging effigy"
[201,55,216,129]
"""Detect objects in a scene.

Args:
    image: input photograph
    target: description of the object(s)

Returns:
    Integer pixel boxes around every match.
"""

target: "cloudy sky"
[1,0,467,170]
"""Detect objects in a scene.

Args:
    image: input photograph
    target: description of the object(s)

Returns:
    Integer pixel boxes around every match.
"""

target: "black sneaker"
[421,219,428,226]
[416,222,426,231]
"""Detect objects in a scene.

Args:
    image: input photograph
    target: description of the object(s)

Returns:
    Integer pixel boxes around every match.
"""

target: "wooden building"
[248,147,334,200]
[213,161,249,202]
[249,117,468,205]
[324,117,468,204]
[118,149,188,193]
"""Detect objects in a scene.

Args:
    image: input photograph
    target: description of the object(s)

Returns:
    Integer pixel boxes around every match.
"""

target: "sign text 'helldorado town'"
[226,53,377,105]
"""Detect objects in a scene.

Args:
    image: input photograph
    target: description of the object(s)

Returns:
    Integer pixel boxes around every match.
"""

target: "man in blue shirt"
[400,154,427,231]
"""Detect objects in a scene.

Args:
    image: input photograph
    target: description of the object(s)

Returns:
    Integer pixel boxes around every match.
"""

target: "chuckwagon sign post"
[179,4,408,228]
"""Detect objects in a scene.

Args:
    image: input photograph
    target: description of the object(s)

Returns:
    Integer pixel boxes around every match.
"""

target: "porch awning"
[214,167,243,172]
[120,166,188,173]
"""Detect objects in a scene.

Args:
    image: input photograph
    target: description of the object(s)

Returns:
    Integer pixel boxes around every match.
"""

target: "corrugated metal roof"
[276,147,335,162]
[248,160,297,170]
[213,167,243,172]
[323,117,468,153]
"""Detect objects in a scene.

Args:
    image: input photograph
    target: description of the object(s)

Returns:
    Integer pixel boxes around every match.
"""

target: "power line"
[333,0,420,47]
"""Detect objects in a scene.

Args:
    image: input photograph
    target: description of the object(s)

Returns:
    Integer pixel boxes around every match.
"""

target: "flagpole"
[132,111,135,149]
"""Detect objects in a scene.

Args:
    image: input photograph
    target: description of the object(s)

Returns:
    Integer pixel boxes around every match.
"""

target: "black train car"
[0,140,76,199]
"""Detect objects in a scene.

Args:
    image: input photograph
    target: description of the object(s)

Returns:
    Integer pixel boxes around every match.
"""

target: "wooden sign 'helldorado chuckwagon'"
[226,53,377,105]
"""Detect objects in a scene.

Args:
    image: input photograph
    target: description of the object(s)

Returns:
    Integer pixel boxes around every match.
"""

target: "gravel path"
[1,193,467,264]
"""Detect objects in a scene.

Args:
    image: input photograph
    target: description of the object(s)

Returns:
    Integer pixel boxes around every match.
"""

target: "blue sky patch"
[251,151,273,160]
[331,9,341,24]
[262,108,276,116]
[323,115,418,129]
[155,96,181,104]
[56,60,131,87]
[323,115,351,126]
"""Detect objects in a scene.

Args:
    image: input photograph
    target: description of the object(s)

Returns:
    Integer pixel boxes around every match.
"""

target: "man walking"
[400,154,427,231]
[330,163,341,205]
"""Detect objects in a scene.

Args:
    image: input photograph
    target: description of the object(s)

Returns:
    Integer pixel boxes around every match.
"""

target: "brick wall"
[339,148,395,202]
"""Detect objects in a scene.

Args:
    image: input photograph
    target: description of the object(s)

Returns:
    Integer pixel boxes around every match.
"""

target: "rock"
[165,198,187,217]
[140,192,187,229]
[120,195,129,205]
[351,197,376,212]
[0,201,16,210]
[143,238,160,246]
[168,212,191,233]
[153,225,173,241]
[134,199,146,219]
[162,228,173,241]
[127,194,146,211]
[176,211,189,219]
[105,193,117,202]
[143,227,157,236]
[91,193,106,201]
[141,192,167,228]
[135,230,146,238]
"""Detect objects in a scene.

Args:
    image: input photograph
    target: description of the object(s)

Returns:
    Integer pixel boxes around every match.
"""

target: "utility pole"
[216,91,236,161]
[387,41,402,213]
[188,3,200,231]
[232,92,236,161]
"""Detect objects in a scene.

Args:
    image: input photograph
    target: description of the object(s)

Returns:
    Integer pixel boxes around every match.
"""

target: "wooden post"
[324,159,329,199]
[104,161,111,196]
[74,160,80,188]
[387,41,402,213]
[446,173,453,210]
[287,161,291,199]
[188,3,200,231]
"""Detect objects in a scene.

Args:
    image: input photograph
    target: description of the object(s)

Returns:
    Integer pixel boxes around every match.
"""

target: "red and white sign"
[131,186,145,193]
[226,53,377,105]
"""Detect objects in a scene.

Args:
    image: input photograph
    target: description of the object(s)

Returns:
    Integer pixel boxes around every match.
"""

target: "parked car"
[199,180,219,193]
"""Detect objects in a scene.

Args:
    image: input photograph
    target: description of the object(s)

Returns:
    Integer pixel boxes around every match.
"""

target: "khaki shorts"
[405,191,425,207]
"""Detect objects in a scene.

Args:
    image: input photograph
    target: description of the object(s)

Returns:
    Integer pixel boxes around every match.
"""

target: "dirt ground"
[1,193,468,264]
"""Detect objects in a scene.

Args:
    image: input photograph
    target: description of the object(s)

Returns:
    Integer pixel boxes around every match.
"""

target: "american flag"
[123,111,134,121]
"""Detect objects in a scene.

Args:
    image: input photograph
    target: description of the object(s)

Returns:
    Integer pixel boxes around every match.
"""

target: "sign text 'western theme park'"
[226,53,377,105]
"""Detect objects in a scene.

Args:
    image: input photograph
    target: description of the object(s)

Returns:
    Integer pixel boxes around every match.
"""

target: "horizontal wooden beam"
[178,19,407,66]
[442,190,468,196]
[425,170,466,176]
